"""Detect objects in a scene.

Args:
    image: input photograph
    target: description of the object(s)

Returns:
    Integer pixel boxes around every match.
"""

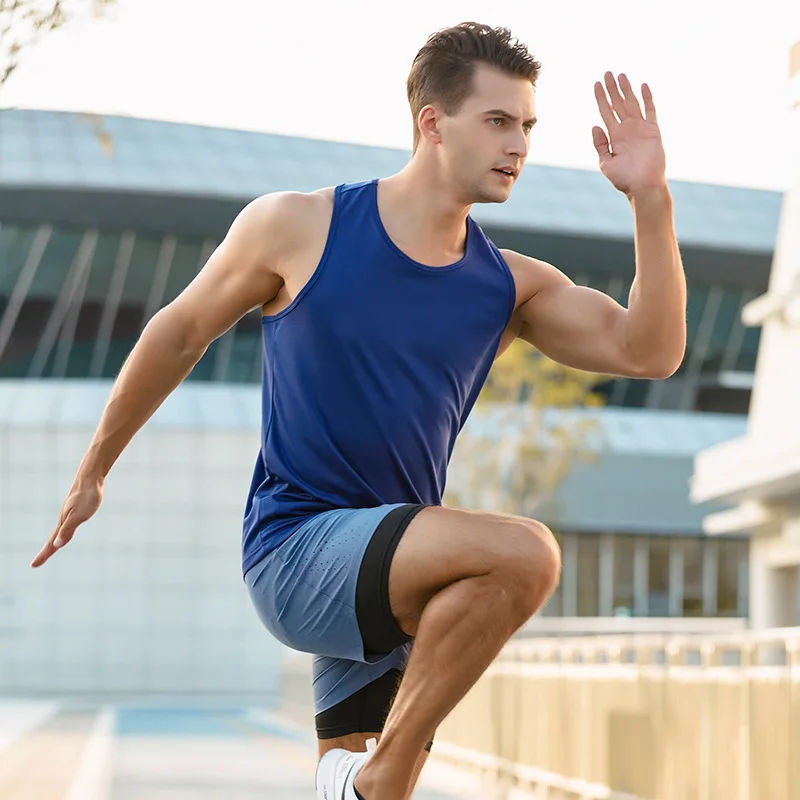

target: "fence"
[434,627,800,800]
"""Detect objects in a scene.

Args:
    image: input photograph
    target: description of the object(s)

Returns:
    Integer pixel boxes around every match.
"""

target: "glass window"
[122,234,164,308]
[705,289,742,372]
[0,224,37,295]
[648,538,671,616]
[576,534,600,617]
[28,227,84,299]
[81,231,123,304]
[162,239,205,306]
[682,538,705,616]
[718,538,746,616]
[612,535,636,615]
[685,286,709,345]
[735,327,761,372]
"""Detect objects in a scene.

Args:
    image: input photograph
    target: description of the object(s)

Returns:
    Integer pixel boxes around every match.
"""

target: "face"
[423,63,537,204]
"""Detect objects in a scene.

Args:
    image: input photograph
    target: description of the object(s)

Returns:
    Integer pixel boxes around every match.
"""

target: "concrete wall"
[0,421,282,704]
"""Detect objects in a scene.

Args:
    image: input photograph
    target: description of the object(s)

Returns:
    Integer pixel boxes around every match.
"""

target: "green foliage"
[446,341,608,518]
[0,0,115,88]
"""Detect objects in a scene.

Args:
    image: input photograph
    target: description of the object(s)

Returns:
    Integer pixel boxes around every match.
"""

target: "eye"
[489,118,505,127]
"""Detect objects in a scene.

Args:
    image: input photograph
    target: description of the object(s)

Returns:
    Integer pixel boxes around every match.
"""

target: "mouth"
[492,168,517,181]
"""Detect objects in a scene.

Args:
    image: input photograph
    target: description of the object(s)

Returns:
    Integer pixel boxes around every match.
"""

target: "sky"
[2,0,800,191]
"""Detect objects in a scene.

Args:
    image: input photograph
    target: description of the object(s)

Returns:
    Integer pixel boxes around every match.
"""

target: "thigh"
[245,504,408,661]
[388,506,559,637]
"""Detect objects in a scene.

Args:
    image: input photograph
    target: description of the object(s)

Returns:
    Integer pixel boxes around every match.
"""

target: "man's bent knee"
[498,519,561,619]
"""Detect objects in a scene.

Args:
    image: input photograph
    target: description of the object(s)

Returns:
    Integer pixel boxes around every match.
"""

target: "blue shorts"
[244,503,426,717]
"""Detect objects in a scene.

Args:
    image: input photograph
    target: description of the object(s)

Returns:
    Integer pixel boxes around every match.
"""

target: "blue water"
[114,707,307,742]
[115,708,241,737]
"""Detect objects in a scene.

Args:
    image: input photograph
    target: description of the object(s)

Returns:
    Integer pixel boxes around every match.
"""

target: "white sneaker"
[315,737,377,800]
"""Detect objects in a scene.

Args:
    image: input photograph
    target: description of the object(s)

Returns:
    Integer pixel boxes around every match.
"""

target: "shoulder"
[224,187,336,264]
[233,187,334,240]
[498,248,573,309]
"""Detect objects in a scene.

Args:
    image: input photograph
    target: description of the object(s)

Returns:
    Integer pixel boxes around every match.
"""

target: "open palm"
[593,72,666,197]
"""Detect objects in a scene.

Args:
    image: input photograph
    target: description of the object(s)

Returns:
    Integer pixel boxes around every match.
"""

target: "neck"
[378,156,472,256]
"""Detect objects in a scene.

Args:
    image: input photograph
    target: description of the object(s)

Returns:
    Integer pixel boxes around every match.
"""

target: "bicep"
[519,282,632,376]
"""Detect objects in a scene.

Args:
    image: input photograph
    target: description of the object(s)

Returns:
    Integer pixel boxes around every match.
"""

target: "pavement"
[0,699,481,800]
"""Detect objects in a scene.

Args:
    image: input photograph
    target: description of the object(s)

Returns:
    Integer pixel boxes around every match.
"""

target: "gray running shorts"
[244,503,427,715]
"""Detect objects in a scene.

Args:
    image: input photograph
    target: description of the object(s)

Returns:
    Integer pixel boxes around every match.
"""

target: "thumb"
[592,126,611,159]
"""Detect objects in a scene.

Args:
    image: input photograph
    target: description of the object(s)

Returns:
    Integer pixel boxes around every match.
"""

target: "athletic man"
[31,21,687,800]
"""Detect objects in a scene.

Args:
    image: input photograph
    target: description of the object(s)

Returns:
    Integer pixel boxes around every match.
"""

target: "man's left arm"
[512,72,687,380]
[511,184,686,379]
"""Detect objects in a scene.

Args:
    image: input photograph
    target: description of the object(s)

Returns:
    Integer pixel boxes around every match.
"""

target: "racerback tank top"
[241,179,516,575]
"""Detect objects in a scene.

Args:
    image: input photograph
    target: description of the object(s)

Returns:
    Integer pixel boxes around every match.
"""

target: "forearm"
[75,310,206,485]
[625,184,687,375]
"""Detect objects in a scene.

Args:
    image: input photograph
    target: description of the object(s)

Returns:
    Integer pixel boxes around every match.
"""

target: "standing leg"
[353,506,561,800]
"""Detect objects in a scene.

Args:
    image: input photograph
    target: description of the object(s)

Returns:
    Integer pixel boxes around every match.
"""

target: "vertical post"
[599,533,615,617]
[789,639,800,800]
[561,535,578,617]
[699,643,717,800]
[703,539,719,616]
[669,540,685,617]
[739,643,753,800]
[634,537,649,617]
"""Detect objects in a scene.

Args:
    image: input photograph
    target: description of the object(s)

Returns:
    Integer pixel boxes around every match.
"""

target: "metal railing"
[434,627,800,800]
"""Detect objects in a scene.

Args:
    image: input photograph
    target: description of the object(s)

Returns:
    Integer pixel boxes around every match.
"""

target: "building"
[0,107,782,699]
[692,39,800,628]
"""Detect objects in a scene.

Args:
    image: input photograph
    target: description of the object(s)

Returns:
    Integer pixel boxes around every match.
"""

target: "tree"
[0,0,115,89]
[445,340,607,519]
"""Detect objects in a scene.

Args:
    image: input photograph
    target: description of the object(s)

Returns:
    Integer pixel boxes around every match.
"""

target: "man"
[31,21,686,800]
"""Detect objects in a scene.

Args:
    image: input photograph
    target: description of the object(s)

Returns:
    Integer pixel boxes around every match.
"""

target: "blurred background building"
[691,38,800,630]
[0,107,782,700]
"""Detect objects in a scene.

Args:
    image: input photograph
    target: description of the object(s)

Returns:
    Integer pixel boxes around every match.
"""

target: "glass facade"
[0,220,763,414]
[586,272,761,413]
[541,532,749,618]
[0,221,264,383]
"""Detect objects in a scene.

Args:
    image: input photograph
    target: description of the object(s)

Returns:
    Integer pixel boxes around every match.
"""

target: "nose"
[507,130,529,160]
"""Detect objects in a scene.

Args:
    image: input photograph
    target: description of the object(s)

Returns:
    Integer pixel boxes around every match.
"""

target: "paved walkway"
[0,700,478,799]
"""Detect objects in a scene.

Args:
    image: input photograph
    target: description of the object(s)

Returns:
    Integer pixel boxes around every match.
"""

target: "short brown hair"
[406,22,541,152]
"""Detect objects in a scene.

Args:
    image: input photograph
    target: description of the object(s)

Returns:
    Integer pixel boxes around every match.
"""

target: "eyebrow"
[484,109,538,126]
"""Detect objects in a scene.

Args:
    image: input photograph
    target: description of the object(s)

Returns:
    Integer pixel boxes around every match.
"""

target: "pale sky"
[2,0,799,191]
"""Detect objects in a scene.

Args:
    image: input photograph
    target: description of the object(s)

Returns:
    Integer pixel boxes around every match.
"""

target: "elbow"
[638,360,681,380]
[628,350,685,380]
[623,338,685,380]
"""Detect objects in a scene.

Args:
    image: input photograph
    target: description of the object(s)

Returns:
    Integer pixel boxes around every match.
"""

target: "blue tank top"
[241,179,516,575]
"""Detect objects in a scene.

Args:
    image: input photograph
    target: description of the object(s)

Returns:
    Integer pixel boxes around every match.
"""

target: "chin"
[472,184,512,205]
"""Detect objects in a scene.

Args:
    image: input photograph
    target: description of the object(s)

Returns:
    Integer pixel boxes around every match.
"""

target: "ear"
[417,105,443,146]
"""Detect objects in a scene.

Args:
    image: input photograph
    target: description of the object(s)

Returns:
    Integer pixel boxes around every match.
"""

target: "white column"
[749,537,797,628]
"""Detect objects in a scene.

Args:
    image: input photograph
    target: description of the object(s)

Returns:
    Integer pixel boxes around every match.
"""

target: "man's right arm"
[31,191,311,567]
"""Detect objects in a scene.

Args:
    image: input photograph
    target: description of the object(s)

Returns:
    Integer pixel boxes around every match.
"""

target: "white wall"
[0,420,282,704]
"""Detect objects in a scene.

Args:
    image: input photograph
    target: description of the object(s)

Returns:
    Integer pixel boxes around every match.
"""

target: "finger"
[31,541,57,568]
[617,73,643,119]
[604,72,628,121]
[642,82,658,123]
[30,519,75,568]
[593,81,618,131]
[592,126,611,159]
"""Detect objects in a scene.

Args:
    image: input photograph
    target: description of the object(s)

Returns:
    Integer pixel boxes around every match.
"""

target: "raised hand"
[592,72,666,198]
[30,479,103,567]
